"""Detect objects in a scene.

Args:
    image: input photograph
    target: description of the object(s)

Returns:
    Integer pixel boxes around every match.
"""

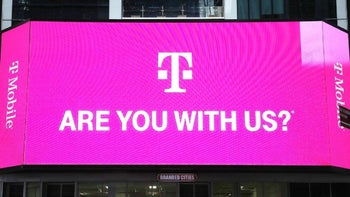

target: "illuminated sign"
[158,173,197,182]
[0,21,349,169]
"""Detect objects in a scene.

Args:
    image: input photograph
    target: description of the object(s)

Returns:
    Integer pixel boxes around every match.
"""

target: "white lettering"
[334,62,346,128]
[59,110,76,131]
[262,110,278,132]
[96,111,110,131]
[132,110,150,132]
[5,63,19,129]
[204,111,219,131]
[151,111,168,132]
[220,111,237,131]
[60,110,111,131]
[9,61,19,74]
[174,111,197,131]
[244,111,261,132]
[116,111,133,131]
[78,110,94,131]
[116,110,168,131]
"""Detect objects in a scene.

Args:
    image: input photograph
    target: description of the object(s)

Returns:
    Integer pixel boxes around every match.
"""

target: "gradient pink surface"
[1,21,349,168]
[0,23,30,168]
[322,23,350,169]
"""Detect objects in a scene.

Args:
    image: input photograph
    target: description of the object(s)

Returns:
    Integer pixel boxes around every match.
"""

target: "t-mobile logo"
[157,52,193,93]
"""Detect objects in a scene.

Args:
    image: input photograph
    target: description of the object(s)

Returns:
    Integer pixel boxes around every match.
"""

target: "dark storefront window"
[3,0,344,28]
[238,0,285,19]
[290,183,350,197]
[12,0,109,25]
[290,183,309,197]
[310,183,330,197]
[331,183,350,197]
[179,183,209,197]
[2,182,350,197]
[79,182,176,197]
[3,183,24,197]
[213,183,233,197]
[43,183,75,197]
[237,0,337,23]
[239,182,288,197]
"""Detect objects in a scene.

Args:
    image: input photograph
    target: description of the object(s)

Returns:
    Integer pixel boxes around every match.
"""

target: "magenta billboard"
[0,23,30,169]
[0,21,349,169]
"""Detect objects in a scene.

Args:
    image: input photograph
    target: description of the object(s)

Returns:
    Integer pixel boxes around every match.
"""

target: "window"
[3,183,24,197]
[26,183,40,197]
[79,182,176,197]
[237,0,285,19]
[213,183,233,197]
[122,0,223,18]
[43,183,75,197]
[239,182,288,197]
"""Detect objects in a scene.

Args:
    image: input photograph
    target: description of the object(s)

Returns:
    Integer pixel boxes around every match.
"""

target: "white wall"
[1,0,13,30]
[109,0,122,19]
[224,0,237,19]
[336,0,348,29]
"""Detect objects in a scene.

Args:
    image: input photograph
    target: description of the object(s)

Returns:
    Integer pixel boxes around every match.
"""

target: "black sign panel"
[339,105,350,129]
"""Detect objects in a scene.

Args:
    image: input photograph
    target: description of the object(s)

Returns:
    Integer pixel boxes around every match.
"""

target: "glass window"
[3,183,24,197]
[237,0,285,19]
[239,183,263,197]
[26,183,40,197]
[289,183,309,197]
[213,182,233,197]
[249,0,260,19]
[180,184,193,197]
[263,183,288,197]
[79,183,109,197]
[179,183,209,197]
[159,183,176,197]
[194,184,209,197]
[79,182,176,197]
[111,183,128,197]
[272,0,284,15]
[310,183,330,197]
[331,183,350,197]
[43,183,74,197]
[239,182,288,197]
[122,0,223,18]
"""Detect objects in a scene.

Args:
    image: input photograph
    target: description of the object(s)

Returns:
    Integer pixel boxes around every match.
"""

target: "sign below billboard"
[0,21,349,169]
[158,173,197,182]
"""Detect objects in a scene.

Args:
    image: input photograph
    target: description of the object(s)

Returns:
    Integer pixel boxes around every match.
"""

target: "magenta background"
[1,21,349,168]
[322,23,350,169]
[0,23,30,168]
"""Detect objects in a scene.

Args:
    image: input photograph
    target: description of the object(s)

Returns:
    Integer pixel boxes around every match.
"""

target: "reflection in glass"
[79,183,109,197]
[213,183,233,197]
[79,182,176,197]
[239,182,288,197]
[27,183,40,197]
[122,0,223,18]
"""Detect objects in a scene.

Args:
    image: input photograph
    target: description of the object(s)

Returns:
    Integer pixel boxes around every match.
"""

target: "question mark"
[278,110,292,131]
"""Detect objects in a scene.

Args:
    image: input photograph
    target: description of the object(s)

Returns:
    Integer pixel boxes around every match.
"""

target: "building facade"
[0,1,350,197]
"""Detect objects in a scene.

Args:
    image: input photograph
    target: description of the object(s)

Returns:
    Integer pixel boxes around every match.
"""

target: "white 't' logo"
[157,52,193,93]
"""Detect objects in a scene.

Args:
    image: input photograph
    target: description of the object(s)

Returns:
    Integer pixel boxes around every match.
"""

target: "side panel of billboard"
[322,23,350,169]
[22,21,334,166]
[0,23,30,168]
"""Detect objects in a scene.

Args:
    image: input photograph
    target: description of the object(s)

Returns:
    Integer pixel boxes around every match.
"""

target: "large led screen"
[0,21,349,169]
[0,23,30,169]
